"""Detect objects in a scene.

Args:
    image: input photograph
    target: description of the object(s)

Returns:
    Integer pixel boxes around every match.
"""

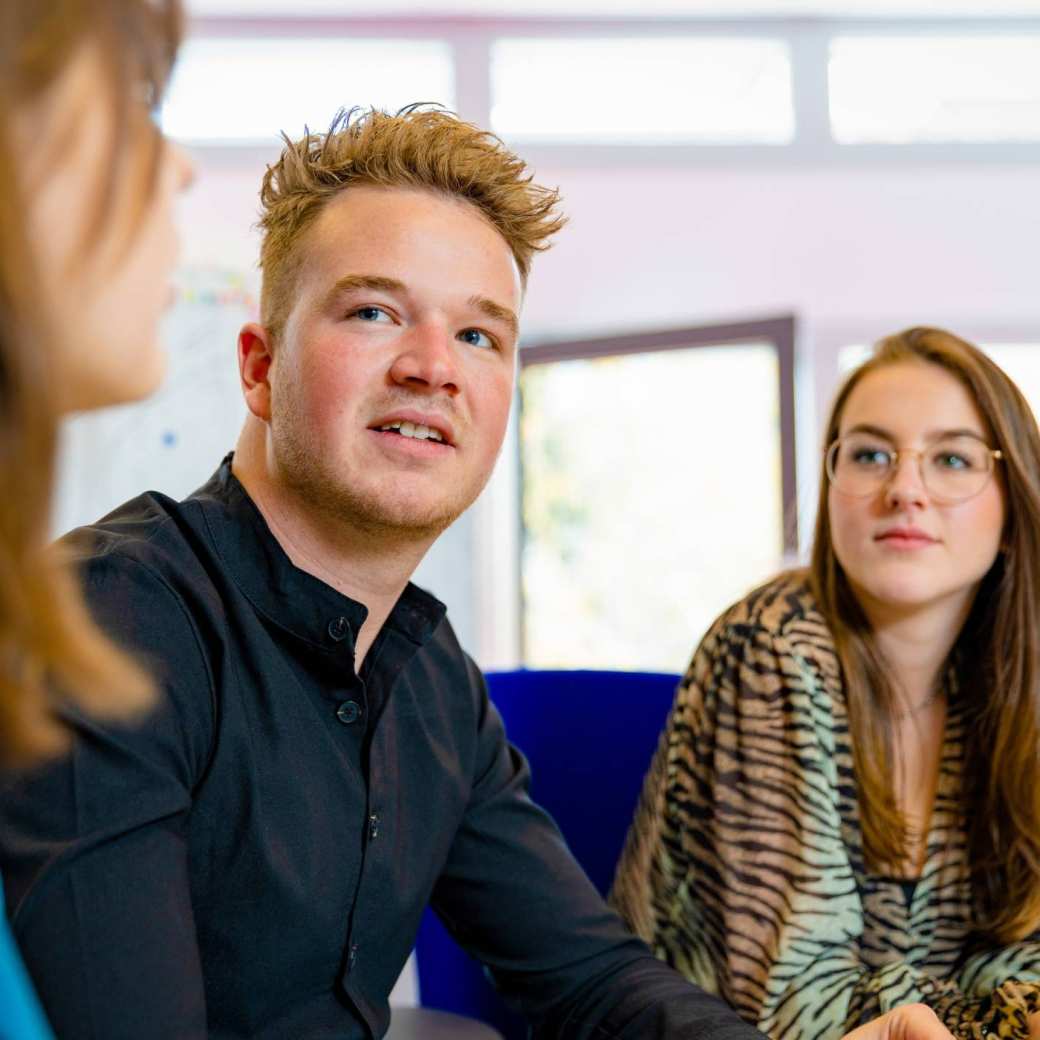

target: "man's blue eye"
[352,306,390,322]
[458,328,494,350]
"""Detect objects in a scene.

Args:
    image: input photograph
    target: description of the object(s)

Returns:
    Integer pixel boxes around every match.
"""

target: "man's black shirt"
[0,457,761,1040]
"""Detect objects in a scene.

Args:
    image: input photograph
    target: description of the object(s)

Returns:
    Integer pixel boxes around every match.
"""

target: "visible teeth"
[378,421,444,443]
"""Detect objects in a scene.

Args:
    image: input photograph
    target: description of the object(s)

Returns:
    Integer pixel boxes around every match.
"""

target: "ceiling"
[187,0,1040,19]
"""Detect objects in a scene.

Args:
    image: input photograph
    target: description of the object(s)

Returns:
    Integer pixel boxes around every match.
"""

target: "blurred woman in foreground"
[1,0,190,760]
[614,327,1040,1039]
[0,1,189,1032]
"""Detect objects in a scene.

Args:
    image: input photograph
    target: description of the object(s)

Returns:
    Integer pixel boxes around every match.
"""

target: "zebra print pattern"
[610,573,1040,1040]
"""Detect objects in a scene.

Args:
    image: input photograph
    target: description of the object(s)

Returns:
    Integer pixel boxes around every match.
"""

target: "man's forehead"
[307,184,516,263]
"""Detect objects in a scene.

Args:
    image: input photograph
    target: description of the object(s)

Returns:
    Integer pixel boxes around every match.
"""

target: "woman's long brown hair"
[810,326,1040,942]
[0,2,182,764]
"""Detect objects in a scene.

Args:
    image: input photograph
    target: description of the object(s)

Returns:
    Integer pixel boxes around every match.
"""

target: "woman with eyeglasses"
[0,3,189,1035]
[612,327,1040,1040]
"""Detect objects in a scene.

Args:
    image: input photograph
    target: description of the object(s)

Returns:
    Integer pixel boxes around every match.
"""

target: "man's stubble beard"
[270,398,486,546]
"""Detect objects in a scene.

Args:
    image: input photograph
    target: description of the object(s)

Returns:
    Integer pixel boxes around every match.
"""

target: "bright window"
[838,342,1040,418]
[829,36,1040,144]
[161,38,455,143]
[521,341,788,672]
[491,37,795,144]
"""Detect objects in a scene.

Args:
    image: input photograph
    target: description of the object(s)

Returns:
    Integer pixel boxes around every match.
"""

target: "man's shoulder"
[405,592,479,684]
[66,488,182,555]
[60,490,222,734]
[63,487,219,617]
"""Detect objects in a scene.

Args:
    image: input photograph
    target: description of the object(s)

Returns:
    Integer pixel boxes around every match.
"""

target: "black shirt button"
[368,813,379,840]
[327,616,350,642]
[347,943,359,972]
[336,700,362,725]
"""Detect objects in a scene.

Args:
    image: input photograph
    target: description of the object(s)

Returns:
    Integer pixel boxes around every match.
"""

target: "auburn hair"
[0,1,182,763]
[257,105,566,338]
[809,326,1040,942]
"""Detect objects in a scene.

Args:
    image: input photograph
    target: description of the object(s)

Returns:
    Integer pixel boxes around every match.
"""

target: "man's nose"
[388,322,460,396]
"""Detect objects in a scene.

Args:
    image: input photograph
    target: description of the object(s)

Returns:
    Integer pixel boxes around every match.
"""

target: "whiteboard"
[54,268,255,537]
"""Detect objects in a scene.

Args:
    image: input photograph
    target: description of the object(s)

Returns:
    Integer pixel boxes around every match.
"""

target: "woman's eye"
[350,306,392,323]
[851,448,891,468]
[458,328,494,350]
[934,451,972,470]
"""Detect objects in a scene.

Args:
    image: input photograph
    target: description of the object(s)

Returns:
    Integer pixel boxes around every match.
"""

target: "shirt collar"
[190,455,446,653]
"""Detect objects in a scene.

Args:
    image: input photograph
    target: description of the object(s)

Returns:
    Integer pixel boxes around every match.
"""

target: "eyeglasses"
[826,433,1003,504]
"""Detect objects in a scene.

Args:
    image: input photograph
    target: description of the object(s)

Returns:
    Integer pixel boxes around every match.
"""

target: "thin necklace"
[894,682,945,721]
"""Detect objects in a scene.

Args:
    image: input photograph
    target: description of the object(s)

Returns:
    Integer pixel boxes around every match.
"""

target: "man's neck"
[231,443,434,668]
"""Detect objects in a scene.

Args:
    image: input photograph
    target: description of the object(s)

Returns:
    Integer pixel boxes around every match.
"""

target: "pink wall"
[181,152,1040,343]
[524,162,1040,336]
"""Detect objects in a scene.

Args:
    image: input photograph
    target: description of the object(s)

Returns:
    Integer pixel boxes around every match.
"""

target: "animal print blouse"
[611,573,1040,1040]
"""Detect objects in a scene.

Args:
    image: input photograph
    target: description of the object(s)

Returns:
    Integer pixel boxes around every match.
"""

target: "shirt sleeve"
[933,940,1040,1039]
[0,554,215,1040]
[426,655,766,1040]
[728,949,1040,1039]
[843,956,1040,1039]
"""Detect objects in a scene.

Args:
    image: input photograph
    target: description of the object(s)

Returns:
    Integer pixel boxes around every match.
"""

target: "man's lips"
[367,410,456,447]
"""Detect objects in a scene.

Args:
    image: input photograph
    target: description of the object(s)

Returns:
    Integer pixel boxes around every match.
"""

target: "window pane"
[830,36,1040,144]
[161,38,455,143]
[838,341,1040,419]
[985,344,1040,415]
[521,344,785,672]
[492,38,794,144]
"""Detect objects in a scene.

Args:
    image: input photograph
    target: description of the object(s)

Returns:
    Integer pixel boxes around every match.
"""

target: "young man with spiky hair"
[0,109,954,1040]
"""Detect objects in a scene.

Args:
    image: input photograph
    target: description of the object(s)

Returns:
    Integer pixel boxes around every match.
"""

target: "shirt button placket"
[327,617,362,726]
[327,616,350,643]
[336,700,362,725]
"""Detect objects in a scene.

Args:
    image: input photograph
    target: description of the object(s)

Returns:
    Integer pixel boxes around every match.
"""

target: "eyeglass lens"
[829,434,994,501]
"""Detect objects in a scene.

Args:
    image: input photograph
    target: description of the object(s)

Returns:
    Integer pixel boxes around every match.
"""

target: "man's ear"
[238,322,275,422]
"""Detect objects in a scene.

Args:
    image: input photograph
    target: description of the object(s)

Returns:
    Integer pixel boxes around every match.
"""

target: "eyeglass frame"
[824,434,1004,504]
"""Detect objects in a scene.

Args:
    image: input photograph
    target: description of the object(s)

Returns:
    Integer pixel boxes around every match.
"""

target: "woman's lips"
[875,529,938,549]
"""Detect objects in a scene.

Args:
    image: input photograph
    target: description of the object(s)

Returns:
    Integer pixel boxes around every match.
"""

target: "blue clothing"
[0,880,51,1040]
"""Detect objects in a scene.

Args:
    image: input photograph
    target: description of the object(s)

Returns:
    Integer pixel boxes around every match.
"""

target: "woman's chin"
[848,569,945,616]
[58,341,168,415]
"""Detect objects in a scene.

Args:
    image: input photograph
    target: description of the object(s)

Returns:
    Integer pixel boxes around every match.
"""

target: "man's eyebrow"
[469,295,519,337]
[322,274,406,308]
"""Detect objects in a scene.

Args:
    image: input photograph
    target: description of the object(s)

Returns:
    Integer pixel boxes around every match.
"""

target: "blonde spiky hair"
[257,105,566,336]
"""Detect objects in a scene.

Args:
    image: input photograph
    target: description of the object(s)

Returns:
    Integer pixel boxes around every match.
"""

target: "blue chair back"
[415,669,679,1039]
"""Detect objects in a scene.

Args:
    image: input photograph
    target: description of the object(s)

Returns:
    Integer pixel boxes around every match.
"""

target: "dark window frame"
[517,314,798,665]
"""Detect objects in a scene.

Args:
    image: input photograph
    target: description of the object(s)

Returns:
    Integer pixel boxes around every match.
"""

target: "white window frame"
[185,14,1040,163]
